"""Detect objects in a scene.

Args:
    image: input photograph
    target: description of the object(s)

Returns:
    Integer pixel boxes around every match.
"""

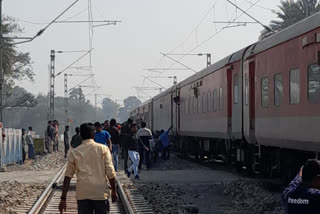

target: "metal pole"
[79,86,82,123]
[95,94,97,121]
[0,0,3,122]
[173,76,177,85]
[49,50,55,120]
[207,54,211,67]
[114,100,117,119]
[64,74,68,126]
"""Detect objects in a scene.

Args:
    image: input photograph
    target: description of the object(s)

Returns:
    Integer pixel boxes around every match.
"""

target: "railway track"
[12,164,153,214]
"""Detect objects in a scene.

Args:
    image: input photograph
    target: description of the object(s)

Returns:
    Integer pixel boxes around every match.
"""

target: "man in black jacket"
[107,119,120,171]
[120,118,133,173]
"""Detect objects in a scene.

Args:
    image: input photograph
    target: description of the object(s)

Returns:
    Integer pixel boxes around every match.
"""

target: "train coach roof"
[248,11,320,57]
[153,86,175,100]
[179,47,246,88]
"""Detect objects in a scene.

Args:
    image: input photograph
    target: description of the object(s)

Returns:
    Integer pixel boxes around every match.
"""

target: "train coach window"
[207,91,212,112]
[290,69,300,104]
[261,77,269,108]
[274,73,283,107]
[202,93,207,113]
[198,95,202,113]
[219,88,223,110]
[193,96,197,113]
[234,74,239,104]
[213,89,218,111]
[308,64,320,103]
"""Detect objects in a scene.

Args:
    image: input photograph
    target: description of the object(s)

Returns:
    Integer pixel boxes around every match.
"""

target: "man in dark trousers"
[120,118,133,173]
[47,121,55,153]
[283,159,320,214]
[127,123,140,179]
[107,119,120,172]
[70,127,82,149]
[59,123,117,214]
[64,126,70,158]
[159,126,172,160]
[137,122,152,171]
[26,126,35,159]
[21,129,26,163]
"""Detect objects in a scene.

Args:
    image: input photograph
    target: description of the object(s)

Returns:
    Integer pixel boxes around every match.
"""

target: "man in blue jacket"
[283,159,320,214]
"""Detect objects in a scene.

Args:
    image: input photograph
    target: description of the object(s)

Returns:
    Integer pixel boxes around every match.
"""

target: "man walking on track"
[137,122,153,171]
[121,118,133,173]
[127,123,140,180]
[94,122,112,152]
[59,123,118,214]
[107,119,120,172]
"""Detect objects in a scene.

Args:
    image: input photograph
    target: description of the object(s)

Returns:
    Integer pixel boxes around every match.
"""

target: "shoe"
[127,171,131,178]
[135,175,140,180]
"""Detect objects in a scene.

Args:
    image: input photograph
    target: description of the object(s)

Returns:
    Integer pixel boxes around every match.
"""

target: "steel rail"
[28,163,67,214]
[116,179,135,214]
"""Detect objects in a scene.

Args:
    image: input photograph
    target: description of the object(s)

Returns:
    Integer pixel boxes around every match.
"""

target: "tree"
[69,87,85,101]
[2,86,37,109]
[260,0,320,40]
[3,16,34,88]
[118,96,141,122]
[101,98,119,119]
[0,16,35,115]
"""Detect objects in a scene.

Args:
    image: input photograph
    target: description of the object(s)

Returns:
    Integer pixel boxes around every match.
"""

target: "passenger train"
[130,12,320,181]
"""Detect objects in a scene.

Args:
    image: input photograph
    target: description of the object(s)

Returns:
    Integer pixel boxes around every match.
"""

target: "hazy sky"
[5,0,281,106]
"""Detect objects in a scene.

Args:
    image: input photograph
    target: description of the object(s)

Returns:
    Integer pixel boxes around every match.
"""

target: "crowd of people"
[60,118,172,180]
[58,118,173,214]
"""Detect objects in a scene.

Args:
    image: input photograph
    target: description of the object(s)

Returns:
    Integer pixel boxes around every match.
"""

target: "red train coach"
[130,12,320,181]
[241,11,320,179]
[177,49,245,159]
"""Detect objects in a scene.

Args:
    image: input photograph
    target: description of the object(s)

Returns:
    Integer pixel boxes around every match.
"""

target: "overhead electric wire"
[169,1,217,54]
[244,0,275,12]
[68,75,93,92]
[10,0,80,46]
[225,0,272,32]
[55,49,93,77]
[140,1,218,97]
[60,8,88,22]
[165,0,264,71]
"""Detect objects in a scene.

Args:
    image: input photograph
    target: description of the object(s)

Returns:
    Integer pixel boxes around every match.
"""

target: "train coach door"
[227,68,232,134]
[249,61,255,133]
[177,90,180,132]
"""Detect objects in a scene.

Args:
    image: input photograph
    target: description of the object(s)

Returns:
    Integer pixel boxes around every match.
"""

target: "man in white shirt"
[136,122,153,171]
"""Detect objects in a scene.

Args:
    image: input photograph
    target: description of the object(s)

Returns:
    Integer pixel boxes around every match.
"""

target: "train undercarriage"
[173,135,317,184]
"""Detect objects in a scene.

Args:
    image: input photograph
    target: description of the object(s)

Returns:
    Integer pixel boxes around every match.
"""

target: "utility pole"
[206,54,211,67]
[49,50,55,120]
[64,74,68,126]
[0,0,3,122]
[173,76,177,85]
[79,86,82,123]
[95,94,97,121]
